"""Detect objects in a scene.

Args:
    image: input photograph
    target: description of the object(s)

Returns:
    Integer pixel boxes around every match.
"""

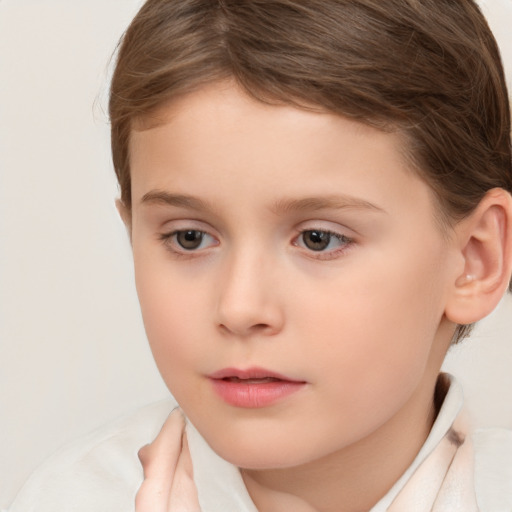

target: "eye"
[176,230,205,250]
[296,229,352,253]
[160,229,217,252]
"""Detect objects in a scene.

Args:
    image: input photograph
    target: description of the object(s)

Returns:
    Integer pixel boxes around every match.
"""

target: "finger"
[168,432,201,512]
[139,408,185,477]
[135,408,186,512]
[137,444,151,476]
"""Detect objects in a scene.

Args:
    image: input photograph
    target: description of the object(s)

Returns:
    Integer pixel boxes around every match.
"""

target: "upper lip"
[208,367,305,383]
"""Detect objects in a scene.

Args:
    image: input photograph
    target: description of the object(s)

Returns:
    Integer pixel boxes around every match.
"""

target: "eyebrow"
[140,191,213,211]
[270,196,385,215]
[140,190,385,215]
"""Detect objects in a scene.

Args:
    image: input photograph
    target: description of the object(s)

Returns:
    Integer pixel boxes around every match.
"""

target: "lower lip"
[209,378,305,408]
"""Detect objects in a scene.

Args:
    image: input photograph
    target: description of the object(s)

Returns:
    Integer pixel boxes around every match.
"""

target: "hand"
[135,408,201,512]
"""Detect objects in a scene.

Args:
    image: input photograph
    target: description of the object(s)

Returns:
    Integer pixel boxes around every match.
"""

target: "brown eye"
[176,230,204,250]
[301,230,332,251]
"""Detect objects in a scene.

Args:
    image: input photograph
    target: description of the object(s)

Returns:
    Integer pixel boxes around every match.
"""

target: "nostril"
[216,284,284,336]
[217,321,277,337]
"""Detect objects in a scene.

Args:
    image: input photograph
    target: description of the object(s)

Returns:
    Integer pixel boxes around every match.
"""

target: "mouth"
[208,367,306,408]
[222,376,282,384]
[209,367,304,383]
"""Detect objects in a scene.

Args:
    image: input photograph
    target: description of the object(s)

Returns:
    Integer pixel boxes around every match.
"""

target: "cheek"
[294,244,447,414]
[133,253,207,382]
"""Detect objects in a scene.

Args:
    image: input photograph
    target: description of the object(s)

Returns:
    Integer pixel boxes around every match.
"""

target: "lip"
[208,367,306,408]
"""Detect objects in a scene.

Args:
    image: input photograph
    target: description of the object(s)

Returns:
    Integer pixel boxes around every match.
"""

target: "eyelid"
[294,218,356,235]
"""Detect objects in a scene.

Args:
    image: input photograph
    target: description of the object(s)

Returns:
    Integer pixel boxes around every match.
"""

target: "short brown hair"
[109,0,512,341]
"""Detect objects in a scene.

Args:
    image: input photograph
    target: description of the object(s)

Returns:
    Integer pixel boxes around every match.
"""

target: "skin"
[124,81,509,511]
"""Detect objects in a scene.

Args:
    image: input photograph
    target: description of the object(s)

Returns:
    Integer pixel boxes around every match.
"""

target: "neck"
[241,375,439,512]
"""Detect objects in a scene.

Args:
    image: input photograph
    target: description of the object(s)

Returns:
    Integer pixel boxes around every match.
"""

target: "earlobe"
[116,198,132,241]
[445,188,512,325]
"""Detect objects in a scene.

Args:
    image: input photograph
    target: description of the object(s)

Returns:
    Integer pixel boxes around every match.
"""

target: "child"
[8,0,512,511]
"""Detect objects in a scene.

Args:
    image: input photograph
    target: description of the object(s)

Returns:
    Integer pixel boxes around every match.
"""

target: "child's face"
[128,81,458,469]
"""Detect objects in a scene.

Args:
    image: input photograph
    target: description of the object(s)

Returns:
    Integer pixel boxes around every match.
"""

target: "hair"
[109,0,512,342]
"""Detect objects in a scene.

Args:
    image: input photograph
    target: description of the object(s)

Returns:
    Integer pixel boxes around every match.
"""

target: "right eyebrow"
[140,190,212,212]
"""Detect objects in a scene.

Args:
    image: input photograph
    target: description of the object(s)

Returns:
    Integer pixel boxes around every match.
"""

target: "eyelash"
[158,228,354,260]
[293,229,354,260]
[158,229,218,258]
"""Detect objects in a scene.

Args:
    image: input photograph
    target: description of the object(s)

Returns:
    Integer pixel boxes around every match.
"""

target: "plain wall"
[1,0,511,508]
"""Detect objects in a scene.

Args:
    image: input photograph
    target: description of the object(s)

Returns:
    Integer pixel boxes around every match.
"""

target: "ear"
[445,188,512,325]
[116,198,132,242]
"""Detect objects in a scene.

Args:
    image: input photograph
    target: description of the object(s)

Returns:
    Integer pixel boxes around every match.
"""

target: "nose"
[215,248,285,338]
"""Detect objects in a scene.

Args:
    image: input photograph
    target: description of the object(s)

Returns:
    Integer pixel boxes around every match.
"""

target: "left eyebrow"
[270,195,386,215]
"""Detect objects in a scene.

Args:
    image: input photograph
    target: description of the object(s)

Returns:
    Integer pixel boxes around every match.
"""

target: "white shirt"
[7,375,512,511]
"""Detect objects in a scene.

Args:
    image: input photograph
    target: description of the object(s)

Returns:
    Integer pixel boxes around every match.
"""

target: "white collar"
[371,373,477,511]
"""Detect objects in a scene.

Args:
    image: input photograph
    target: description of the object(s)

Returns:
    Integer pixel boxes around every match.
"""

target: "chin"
[214,444,301,470]
[197,423,327,470]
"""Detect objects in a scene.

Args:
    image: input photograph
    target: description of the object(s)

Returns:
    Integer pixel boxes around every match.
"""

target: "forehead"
[131,80,400,156]
[128,82,439,225]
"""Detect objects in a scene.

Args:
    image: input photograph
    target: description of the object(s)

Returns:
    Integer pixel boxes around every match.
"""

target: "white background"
[1,0,511,508]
